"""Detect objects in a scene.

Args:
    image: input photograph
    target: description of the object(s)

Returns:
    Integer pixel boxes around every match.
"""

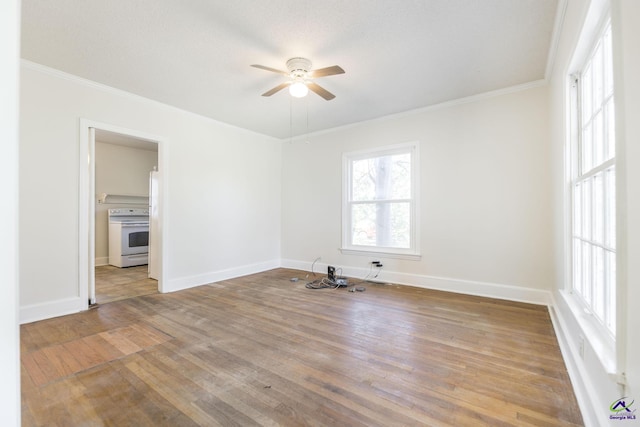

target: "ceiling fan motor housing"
[286,57,312,77]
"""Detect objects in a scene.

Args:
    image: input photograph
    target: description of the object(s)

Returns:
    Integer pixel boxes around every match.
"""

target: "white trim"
[0,1,21,424]
[339,248,422,261]
[609,0,629,398]
[567,0,610,76]
[79,119,168,307]
[560,290,616,373]
[78,121,91,307]
[20,297,85,325]
[280,258,551,306]
[165,259,281,293]
[566,13,618,356]
[21,60,546,145]
[545,0,569,80]
[286,80,548,143]
[342,141,420,257]
[88,126,96,303]
[548,295,600,427]
[19,259,280,323]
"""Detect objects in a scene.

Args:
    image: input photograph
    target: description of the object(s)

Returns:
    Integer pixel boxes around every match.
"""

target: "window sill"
[559,289,617,375]
[340,247,422,261]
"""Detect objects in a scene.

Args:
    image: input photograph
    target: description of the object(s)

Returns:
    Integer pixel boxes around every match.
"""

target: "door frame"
[79,118,167,308]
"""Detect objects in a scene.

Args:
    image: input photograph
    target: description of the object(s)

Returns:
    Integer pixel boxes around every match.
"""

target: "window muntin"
[571,23,616,336]
[343,143,418,256]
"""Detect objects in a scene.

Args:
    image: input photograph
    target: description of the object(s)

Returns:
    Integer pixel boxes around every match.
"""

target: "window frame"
[341,142,420,259]
[567,17,617,354]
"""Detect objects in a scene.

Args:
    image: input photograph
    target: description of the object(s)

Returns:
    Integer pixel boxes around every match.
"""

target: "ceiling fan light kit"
[289,81,309,98]
[251,57,344,100]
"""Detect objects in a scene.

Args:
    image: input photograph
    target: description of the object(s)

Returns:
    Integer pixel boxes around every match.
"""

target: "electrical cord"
[311,257,321,277]
[305,277,341,289]
[361,262,383,282]
[362,263,374,281]
[305,262,344,290]
[305,262,377,291]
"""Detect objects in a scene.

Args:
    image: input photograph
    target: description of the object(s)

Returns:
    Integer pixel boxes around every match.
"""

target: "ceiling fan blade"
[309,65,345,78]
[251,64,289,76]
[261,82,290,97]
[307,82,336,100]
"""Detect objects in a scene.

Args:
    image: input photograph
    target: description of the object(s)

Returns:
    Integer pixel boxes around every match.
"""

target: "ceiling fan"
[251,57,345,100]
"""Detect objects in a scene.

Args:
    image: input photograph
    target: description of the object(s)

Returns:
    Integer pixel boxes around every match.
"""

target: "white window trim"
[565,7,619,375]
[341,142,421,260]
[569,19,615,333]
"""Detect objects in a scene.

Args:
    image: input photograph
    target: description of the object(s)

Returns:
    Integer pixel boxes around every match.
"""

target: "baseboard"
[20,296,85,324]
[548,295,604,427]
[95,257,109,266]
[280,259,551,306]
[164,259,280,293]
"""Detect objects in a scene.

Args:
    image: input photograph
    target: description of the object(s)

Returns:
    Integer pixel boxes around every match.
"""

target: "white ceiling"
[21,0,560,140]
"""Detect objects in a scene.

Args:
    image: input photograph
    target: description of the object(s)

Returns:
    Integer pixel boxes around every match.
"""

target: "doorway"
[94,129,158,303]
[79,119,165,309]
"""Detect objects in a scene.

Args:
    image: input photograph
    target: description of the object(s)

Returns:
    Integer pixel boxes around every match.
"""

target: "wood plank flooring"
[95,265,158,304]
[21,268,583,426]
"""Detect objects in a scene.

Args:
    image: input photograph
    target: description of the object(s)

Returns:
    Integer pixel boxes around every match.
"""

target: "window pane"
[604,27,613,98]
[593,112,604,167]
[351,203,376,246]
[593,246,605,320]
[351,202,410,248]
[390,154,411,199]
[582,122,593,172]
[593,43,604,109]
[574,183,582,237]
[573,238,582,294]
[582,242,592,304]
[582,66,593,122]
[593,173,604,244]
[389,202,411,248]
[351,153,410,201]
[606,167,616,248]
[351,160,376,201]
[582,179,592,240]
[605,100,615,160]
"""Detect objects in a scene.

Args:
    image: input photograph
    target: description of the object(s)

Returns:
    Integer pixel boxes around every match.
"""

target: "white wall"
[0,0,21,424]
[548,1,640,426]
[19,63,282,322]
[95,141,157,264]
[282,84,553,303]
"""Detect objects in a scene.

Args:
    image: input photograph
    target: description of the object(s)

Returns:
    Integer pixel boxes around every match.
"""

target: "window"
[570,23,616,337]
[342,142,419,258]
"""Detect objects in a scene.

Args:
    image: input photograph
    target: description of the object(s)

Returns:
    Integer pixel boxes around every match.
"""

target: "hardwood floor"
[95,265,158,304]
[21,268,583,426]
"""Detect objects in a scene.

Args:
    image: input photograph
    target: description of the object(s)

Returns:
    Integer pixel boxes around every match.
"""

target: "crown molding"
[287,78,549,143]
